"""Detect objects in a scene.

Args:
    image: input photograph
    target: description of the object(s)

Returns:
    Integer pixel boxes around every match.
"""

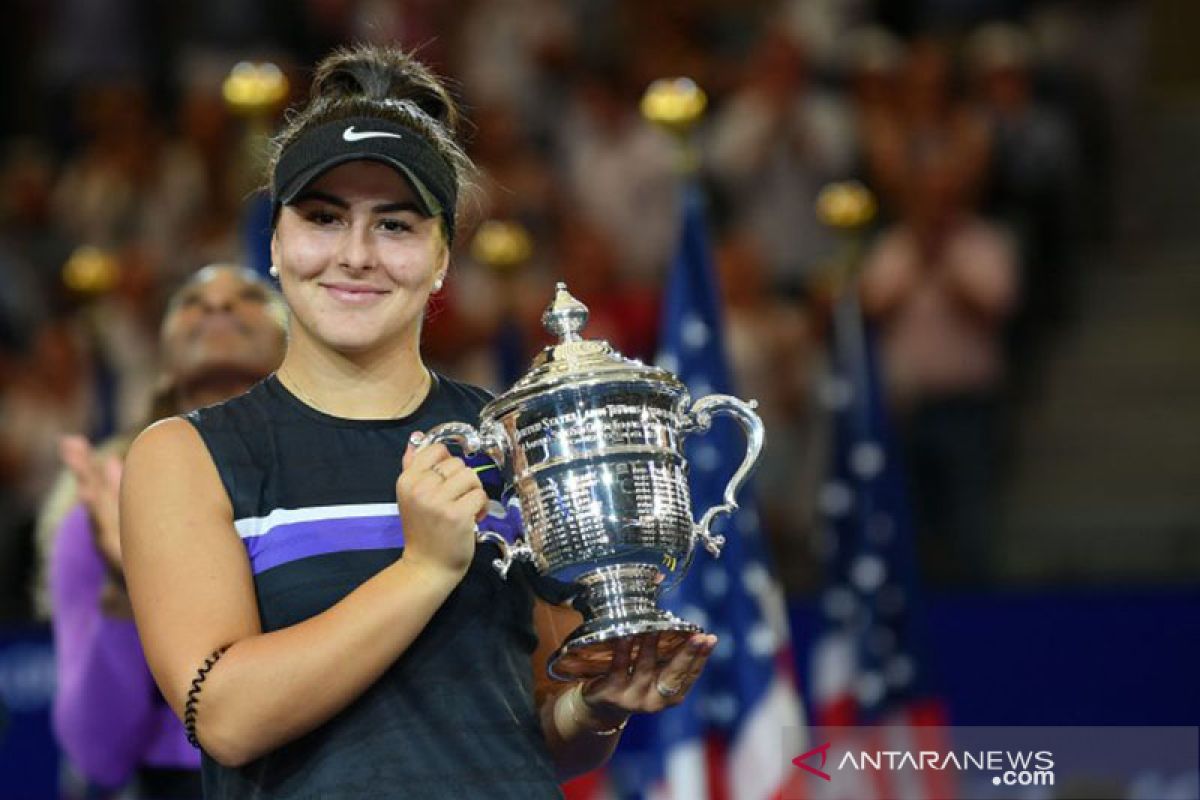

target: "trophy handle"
[423,421,510,470]
[680,394,764,557]
[421,422,530,578]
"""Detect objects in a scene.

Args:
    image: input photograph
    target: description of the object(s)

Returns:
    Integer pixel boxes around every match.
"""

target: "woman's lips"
[320,282,390,305]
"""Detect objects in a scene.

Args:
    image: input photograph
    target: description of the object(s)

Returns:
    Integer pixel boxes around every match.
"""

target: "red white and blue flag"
[797,288,949,799]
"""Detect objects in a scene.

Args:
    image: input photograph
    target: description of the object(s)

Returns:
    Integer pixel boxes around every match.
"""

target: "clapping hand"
[59,435,124,571]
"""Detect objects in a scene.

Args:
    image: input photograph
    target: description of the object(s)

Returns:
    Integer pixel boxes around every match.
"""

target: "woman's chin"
[317,327,402,356]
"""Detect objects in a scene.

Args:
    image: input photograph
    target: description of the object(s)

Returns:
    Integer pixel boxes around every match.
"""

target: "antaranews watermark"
[781,725,1198,799]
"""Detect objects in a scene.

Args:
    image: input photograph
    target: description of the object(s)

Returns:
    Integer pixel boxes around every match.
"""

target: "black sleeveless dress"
[184,373,563,799]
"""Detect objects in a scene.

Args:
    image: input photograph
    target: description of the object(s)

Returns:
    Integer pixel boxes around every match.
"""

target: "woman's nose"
[338,223,378,273]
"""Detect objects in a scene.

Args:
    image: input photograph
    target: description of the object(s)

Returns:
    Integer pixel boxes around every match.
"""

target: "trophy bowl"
[422,283,763,680]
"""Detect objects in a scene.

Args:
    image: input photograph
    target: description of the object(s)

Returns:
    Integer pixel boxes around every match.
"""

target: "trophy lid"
[484,283,684,418]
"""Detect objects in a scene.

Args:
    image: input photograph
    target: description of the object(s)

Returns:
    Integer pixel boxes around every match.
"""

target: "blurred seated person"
[707,30,854,296]
[36,264,286,799]
[859,150,1017,584]
[967,22,1080,380]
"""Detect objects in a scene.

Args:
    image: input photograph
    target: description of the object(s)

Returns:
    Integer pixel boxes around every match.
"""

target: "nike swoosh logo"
[343,126,403,142]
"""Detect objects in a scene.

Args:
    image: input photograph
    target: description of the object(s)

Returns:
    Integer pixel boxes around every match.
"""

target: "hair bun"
[311,44,459,133]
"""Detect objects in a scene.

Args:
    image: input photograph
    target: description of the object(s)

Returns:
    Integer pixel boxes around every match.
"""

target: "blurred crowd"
[0,0,1120,619]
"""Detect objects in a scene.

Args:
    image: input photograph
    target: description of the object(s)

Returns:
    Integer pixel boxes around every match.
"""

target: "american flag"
[799,290,950,799]
[571,182,806,800]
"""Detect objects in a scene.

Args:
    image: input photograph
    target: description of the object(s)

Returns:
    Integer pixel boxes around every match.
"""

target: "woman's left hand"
[580,632,717,724]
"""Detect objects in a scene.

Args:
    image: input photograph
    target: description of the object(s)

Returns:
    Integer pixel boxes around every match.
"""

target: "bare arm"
[120,420,484,767]
[533,602,625,780]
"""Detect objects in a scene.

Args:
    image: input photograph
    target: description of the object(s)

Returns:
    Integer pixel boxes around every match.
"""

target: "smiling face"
[160,265,287,384]
[270,160,448,358]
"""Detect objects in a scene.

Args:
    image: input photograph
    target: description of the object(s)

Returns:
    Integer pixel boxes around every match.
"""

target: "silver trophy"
[424,283,763,680]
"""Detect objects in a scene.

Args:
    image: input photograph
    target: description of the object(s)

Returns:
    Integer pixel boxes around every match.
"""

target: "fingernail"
[409,431,425,447]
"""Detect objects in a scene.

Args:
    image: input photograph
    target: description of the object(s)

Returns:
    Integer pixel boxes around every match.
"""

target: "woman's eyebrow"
[372,201,425,215]
[290,193,422,216]
[291,190,348,207]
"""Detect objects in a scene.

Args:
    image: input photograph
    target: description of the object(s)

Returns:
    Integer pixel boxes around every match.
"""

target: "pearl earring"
[269,265,279,279]
[432,277,444,292]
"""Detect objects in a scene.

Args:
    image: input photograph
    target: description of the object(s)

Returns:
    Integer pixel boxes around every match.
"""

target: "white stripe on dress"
[234,502,400,540]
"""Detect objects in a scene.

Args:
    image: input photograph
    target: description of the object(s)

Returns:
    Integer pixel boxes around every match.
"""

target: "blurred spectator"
[967,22,1081,386]
[0,141,69,345]
[36,264,286,799]
[52,86,164,248]
[707,30,855,296]
[162,56,246,272]
[859,147,1017,584]
[839,25,906,188]
[455,0,575,136]
[557,66,678,286]
[862,36,991,220]
[0,315,97,619]
[470,103,561,237]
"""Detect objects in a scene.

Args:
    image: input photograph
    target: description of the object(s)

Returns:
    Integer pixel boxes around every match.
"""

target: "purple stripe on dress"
[247,515,404,575]
[477,498,524,545]
[245,500,526,575]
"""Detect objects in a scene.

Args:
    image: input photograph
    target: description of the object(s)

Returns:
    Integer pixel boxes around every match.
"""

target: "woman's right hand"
[395,432,488,584]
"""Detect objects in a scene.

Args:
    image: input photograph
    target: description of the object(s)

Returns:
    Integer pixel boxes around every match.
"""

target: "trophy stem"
[547,564,701,681]
[577,564,661,621]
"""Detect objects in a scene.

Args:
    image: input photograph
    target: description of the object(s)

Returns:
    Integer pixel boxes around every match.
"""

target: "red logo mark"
[793,741,833,781]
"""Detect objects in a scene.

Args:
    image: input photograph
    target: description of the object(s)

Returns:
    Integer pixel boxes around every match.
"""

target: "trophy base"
[546,564,702,681]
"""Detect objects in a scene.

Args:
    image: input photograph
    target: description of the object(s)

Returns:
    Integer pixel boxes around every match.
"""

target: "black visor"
[271,116,458,241]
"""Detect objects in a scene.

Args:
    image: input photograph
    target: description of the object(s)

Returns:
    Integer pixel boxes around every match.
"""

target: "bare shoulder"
[127,416,207,464]
[121,415,259,714]
[124,417,230,516]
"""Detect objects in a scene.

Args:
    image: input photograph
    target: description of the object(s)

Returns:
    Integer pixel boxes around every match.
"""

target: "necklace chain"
[280,365,431,420]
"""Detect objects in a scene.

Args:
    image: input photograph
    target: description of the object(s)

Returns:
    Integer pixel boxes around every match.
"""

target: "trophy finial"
[542,282,589,342]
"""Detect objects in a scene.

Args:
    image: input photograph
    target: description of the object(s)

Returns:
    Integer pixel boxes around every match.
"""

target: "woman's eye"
[239,288,268,303]
[305,210,341,226]
[378,218,413,233]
